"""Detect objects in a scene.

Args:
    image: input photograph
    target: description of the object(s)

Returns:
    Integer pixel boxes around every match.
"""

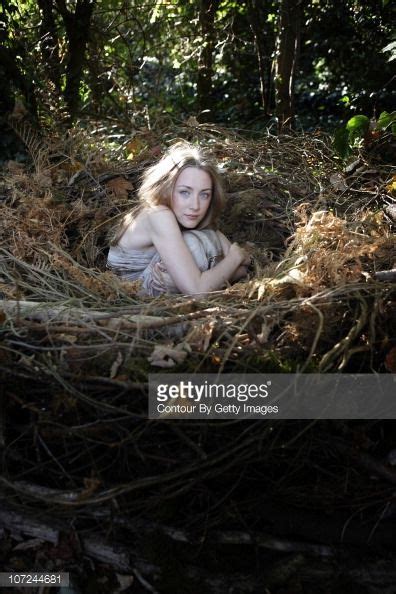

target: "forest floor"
[0,120,395,593]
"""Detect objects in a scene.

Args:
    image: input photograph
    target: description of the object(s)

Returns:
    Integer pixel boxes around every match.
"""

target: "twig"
[319,296,368,371]
[0,428,271,506]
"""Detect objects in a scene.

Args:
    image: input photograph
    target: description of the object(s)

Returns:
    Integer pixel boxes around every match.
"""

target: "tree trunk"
[0,7,35,116]
[37,0,61,91]
[196,0,219,121]
[246,0,273,115]
[0,43,37,117]
[55,0,96,120]
[274,0,303,131]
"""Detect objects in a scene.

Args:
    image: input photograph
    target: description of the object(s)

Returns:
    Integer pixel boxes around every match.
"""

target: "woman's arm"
[217,231,250,282]
[147,209,248,294]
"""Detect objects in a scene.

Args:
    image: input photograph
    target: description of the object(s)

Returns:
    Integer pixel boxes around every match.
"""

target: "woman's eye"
[180,190,189,196]
[201,193,210,200]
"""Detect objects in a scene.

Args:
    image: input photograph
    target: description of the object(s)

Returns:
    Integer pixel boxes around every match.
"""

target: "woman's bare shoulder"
[145,206,178,230]
[145,205,173,219]
[123,207,168,230]
[117,209,155,250]
[117,206,177,250]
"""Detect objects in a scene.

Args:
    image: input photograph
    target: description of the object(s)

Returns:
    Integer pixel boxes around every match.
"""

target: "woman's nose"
[190,194,200,210]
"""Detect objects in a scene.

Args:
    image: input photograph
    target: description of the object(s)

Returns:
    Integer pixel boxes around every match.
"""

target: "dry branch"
[0,427,270,506]
[2,504,396,592]
[384,203,396,222]
[374,269,396,282]
[0,504,157,578]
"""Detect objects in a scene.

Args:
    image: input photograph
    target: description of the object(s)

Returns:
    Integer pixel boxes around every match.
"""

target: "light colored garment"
[107,229,224,296]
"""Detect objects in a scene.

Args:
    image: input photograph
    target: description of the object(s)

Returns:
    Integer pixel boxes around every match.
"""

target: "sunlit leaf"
[346,115,370,145]
[346,115,370,134]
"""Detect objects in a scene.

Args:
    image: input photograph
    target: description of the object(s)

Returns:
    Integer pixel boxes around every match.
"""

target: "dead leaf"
[82,476,101,495]
[34,171,52,188]
[330,173,347,191]
[10,99,28,120]
[186,320,216,352]
[185,116,199,127]
[13,538,44,551]
[150,144,162,157]
[148,342,191,367]
[115,574,134,593]
[386,175,396,194]
[271,267,305,287]
[125,137,147,157]
[6,160,25,174]
[58,333,78,344]
[105,177,134,199]
[256,322,273,344]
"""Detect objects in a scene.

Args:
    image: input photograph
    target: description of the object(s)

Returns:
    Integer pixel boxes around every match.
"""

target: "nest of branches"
[0,120,395,591]
[1,120,394,373]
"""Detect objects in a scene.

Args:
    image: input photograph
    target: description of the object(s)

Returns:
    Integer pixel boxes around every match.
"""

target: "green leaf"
[346,115,370,143]
[333,127,351,159]
[346,115,370,133]
[150,0,164,24]
[340,96,350,106]
[376,111,396,130]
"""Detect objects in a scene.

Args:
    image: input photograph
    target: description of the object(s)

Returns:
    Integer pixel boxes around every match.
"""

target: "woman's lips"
[185,214,199,220]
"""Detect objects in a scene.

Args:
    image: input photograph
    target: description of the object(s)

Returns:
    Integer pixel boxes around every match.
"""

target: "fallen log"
[2,503,396,593]
[0,504,158,584]
[0,299,172,326]
[0,300,232,336]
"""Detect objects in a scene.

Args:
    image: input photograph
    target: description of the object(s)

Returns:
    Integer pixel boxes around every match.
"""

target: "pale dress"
[107,229,224,296]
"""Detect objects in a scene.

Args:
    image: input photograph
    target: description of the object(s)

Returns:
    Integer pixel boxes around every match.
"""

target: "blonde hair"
[110,141,225,245]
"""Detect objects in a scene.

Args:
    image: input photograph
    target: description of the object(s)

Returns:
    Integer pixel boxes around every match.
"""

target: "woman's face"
[171,167,212,228]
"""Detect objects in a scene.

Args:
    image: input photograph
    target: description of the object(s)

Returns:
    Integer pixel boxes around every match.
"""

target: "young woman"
[107,141,250,296]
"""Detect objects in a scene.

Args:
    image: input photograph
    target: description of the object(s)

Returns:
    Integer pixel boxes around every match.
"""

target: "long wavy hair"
[110,141,225,245]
